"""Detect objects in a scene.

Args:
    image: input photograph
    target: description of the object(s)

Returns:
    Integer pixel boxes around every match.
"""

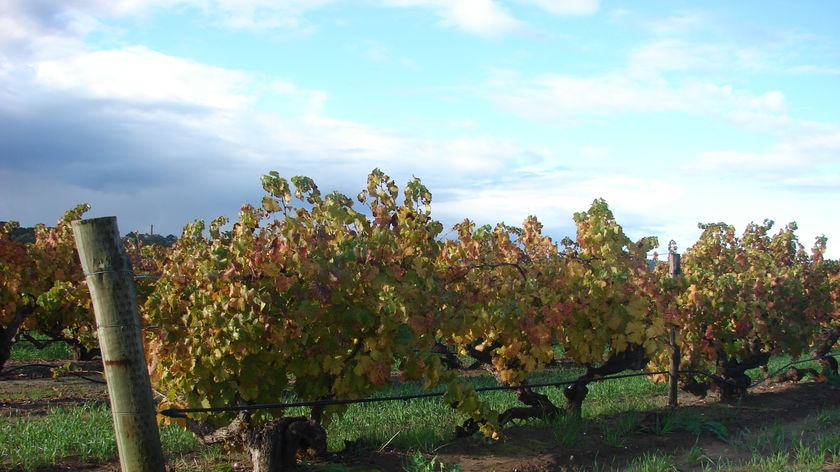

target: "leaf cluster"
[0,204,97,366]
[663,220,837,375]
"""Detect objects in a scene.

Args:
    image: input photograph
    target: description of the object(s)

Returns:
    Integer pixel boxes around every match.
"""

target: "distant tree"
[124,231,178,247]
[0,223,36,244]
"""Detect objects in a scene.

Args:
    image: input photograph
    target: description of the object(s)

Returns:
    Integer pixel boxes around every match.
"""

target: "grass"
[403,452,462,472]
[588,406,840,472]
[599,411,642,448]
[641,409,729,442]
[1,403,115,468]
[0,402,201,471]
[583,372,668,417]
[9,335,74,360]
[683,405,840,472]
[623,452,678,472]
[552,414,587,448]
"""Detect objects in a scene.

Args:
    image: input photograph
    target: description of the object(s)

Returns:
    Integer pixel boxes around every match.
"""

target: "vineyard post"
[667,241,681,408]
[72,217,166,472]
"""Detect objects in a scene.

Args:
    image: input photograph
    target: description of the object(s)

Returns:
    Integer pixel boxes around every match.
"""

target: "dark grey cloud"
[0,98,229,191]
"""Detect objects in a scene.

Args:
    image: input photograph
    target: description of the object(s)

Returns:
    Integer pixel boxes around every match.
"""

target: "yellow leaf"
[613,334,628,352]
[606,314,622,331]
[627,321,645,344]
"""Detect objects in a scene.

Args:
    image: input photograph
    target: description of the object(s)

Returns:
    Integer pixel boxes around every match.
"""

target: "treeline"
[124,231,178,247]
[0,221,177,247]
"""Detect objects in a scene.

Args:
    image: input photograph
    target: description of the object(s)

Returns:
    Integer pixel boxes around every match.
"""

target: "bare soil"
[3,359,840,471]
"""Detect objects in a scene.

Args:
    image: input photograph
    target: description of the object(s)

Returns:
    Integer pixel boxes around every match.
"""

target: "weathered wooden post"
[72,217,165,472]
[667,240,681,408]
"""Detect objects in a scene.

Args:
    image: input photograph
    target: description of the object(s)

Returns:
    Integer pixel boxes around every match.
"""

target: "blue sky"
[1,0,839,258]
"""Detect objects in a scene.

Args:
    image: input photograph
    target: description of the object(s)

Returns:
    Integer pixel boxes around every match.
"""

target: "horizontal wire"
[84,269,135,278]
[158,353,839,418]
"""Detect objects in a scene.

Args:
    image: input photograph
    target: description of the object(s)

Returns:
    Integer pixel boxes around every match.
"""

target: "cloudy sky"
[1,1,839,258]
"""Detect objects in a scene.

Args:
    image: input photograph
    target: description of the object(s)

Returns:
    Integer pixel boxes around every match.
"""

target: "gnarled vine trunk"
[713,351,769,400]
[187,413,326,472]
[247,417,327,472]
[499,386,561,426]
[563,381,589,418]
[0,305,33,374]
[811,326,840,360]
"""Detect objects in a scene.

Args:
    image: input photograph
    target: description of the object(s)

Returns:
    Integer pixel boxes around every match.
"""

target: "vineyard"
[2,169,839,471]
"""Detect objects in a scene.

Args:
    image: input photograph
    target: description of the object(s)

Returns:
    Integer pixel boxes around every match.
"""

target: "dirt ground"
[2,359,840,471]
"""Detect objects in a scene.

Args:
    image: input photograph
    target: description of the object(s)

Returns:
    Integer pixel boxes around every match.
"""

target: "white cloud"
[626,39,725,78]
[646,13,707,36]
[207,0,338,29]
[756,90,785,111]
[577,174,685,211]
[94,0,339,31]
[379,0,600,37]
[480,30,793,123]
[267,79,329,117]
[382,0,524,38]
[0,1,97,62]
[431,170,684,245]
[0,0,338,48]
[781,174,840,190]
[687,125,840,187]
[485,68,788,126]
[35,46,254,110]
[439,135,541,173]
[449,118,478,129]
[692,150,793,173]
[352,40,422,70]
[579,146,611,158]
[520,0,599,16]
[450,0,523,38]
[433,177,578,230]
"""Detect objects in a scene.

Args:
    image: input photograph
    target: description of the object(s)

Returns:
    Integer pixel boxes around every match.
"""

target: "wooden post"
[72,217,166,472]
[667,241,681,408]
[668,326,680,407]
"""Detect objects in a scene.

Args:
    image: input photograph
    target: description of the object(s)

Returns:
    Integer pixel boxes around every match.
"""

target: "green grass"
[588,404,840,472]
[165,444,232,472]
[623,452,678,472]
[402,452,462,472]
[552,414,587,448]
[1,403,115,469]
[642,409,729,442]
[319,392,457,452]
[9,335,74,360]
[583,371,668,417]
[0,402,200,471]
[685,405,840,472]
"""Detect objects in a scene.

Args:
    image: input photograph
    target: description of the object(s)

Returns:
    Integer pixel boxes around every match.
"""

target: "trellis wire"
[158,353,839,418]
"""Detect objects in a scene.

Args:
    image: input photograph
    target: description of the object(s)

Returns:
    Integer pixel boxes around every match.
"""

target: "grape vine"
[0,204,94,371]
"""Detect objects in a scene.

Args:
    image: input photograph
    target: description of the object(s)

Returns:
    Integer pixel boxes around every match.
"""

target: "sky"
[1,0,839,258]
